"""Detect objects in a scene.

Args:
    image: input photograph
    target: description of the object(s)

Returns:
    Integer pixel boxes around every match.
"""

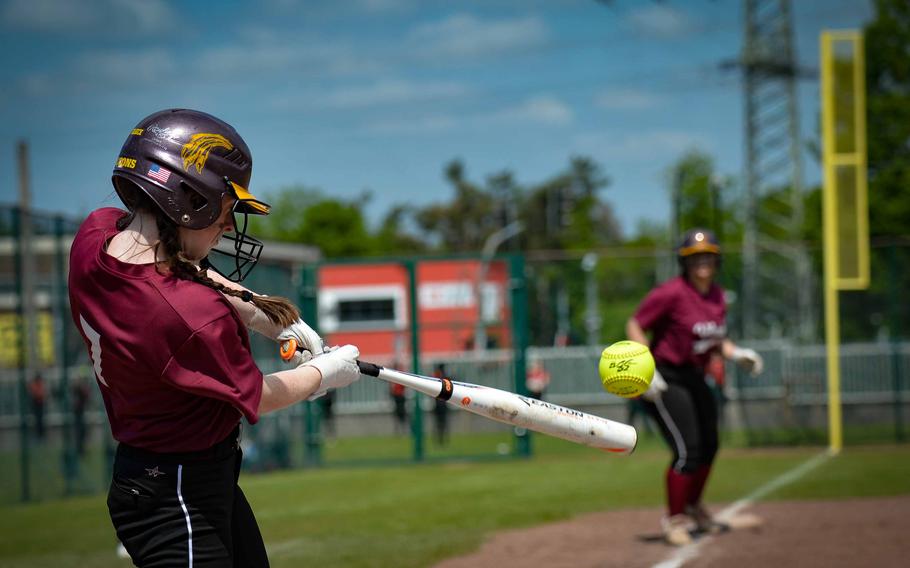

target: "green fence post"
[12,207,31,502]
[888,245,905,442]
[55,216,77,493]
[299,264,322,466]
[509,254,532,457]
[405,260,424,461]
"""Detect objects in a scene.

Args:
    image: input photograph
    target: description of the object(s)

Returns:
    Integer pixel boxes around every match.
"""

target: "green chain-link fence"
[1,203,907,504]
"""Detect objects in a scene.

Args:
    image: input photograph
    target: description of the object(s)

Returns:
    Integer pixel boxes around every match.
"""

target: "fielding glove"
[731,347,764,377]
[303,344,361,400]
[277,319,325,365]
[640,368,668,402]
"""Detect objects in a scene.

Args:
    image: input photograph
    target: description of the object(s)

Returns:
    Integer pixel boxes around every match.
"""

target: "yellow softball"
[598,340,655,398]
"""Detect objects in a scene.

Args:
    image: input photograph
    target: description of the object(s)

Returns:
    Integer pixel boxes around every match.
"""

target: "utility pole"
[582,253,601,346]
[725,0,814,340]
[474,222,524,352]
[17,141,39,375]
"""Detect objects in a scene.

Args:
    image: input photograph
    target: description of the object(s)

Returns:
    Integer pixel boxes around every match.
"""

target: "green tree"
[820,0,910,340]
[249,186,374,258]
[374,205,429,255]
[776,0,910,341]
[866,0,910,238]
[519,157,620,345]
[414,160,501,252]
[521,156,619,251]
[670,150,741,244]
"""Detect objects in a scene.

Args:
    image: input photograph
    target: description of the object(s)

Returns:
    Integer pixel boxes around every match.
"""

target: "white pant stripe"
[655,396,687,471]
[177,465,193,568]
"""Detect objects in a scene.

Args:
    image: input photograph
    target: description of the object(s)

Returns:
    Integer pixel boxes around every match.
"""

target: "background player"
[69,108,362,566]
[626,228,764,546]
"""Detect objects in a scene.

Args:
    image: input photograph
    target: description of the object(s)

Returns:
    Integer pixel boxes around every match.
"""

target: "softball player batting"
[626,229,764,546]
[69,109,361,567]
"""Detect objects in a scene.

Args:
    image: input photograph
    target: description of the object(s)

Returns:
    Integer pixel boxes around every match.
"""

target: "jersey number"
[78,314,109,387]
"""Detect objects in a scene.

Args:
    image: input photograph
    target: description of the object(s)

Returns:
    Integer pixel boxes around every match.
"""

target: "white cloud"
[262,0,412,14]
[359,0,412,13]
[2,0,175,35]
[19,72,54,96]
[13,36,384,100]
[409,13,549,59]
[625,4,697,40]
[195,42,383,78]
[594,88,664,110]
[320,79,470,108]
[488,96,573,126]
[366,114,458,134]
[365,95,573,134]
[73,48,176,85]
[270,79,471,110]
[2,0,92,29]
[573,130,710,160]
[17,48,176,96]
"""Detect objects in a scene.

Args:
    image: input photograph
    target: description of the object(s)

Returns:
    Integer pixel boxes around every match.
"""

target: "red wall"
[319,259,511,360]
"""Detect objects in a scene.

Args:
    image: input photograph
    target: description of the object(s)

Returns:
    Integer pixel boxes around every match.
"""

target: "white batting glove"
[277,318,325,365]
[731,347,764,377]
[304,344,361,400]
[640,368,668,402]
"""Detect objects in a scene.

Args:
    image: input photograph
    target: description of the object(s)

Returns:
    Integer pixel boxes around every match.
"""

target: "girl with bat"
[626,229,764,546]
[69,109,361,567]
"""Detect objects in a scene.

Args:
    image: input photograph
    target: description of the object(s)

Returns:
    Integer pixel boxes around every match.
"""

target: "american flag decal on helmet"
[147,164,171,183]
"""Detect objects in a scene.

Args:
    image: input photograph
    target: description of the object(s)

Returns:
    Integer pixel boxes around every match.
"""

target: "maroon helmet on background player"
[677,228,721,272]
[112,108,270,281]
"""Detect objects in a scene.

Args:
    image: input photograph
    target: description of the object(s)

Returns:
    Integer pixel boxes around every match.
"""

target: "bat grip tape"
[357,360,382,377]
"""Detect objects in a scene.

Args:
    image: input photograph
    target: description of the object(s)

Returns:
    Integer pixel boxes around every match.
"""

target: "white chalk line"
[652,450,834,568]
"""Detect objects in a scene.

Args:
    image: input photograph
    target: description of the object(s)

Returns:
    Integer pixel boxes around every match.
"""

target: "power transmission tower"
[730,0,815,341]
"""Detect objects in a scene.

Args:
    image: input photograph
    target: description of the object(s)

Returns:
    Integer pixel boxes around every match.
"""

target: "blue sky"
[0,0,872,236]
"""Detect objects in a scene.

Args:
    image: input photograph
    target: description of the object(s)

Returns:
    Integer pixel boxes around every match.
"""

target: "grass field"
[1,435,908,568]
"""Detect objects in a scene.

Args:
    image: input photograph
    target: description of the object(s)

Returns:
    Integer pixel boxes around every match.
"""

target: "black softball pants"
[107,427,269,567]
[641,364,719,473]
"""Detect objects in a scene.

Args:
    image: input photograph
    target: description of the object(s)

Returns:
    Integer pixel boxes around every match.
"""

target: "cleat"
[686,503,730,534]
[661,514,695,546]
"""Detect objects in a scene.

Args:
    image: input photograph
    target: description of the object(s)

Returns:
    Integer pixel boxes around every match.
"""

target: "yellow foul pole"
[820,31,842,454]
[820,30,868,455]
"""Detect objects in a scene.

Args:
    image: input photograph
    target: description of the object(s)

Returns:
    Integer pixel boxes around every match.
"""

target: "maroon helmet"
[677,228,721,271]
[678,228,720,257]
[112,109,270,281]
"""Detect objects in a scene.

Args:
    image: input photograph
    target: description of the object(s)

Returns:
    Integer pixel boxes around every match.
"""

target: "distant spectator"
[390,380,408,435]
[28,374,47,440]
[320,389,337,438]
[525,355,551,400]
[431,363,450,446]
[72,374,91,457]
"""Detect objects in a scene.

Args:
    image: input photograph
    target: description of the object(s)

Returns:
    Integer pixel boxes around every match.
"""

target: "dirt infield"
[434,495,910,568]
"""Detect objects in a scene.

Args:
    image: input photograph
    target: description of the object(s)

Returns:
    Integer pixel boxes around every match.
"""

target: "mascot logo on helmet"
[180,133,233,174]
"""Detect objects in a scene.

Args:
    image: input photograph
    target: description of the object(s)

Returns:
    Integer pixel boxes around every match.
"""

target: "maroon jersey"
[633,276,726,369]
[68,208,263,452]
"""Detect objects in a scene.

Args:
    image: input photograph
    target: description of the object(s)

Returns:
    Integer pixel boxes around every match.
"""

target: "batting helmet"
[677,228,721,267]
[112,109,270,281]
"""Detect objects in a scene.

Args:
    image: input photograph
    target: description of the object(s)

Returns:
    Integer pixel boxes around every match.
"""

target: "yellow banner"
[0,312,56,368]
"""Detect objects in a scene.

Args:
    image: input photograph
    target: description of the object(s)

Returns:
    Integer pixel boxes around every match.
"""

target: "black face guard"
[202,200,264,282]
[679,253,723,275]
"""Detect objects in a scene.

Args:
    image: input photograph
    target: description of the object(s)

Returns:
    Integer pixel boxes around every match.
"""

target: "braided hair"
[116,191,299,328]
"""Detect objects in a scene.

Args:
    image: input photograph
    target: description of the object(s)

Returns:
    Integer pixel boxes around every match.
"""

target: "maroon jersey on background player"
[633,275,727,369]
